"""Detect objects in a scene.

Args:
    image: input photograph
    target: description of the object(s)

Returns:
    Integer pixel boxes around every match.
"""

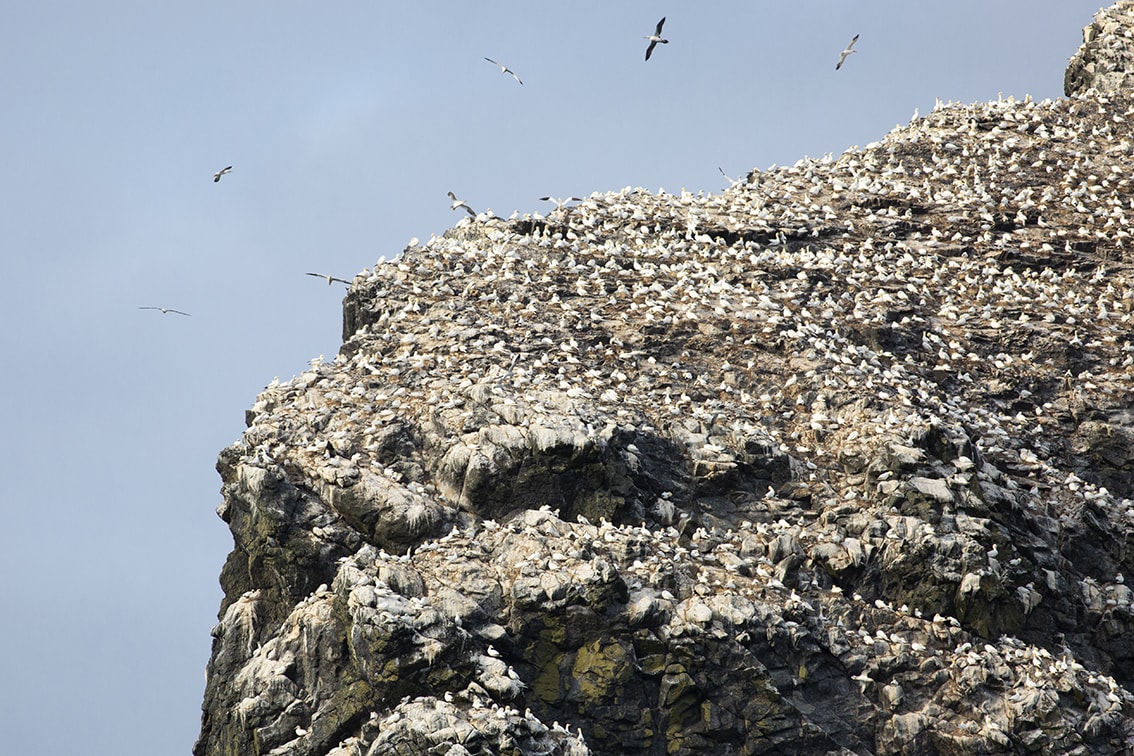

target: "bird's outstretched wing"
[540,196,584,208]
[448,192,476,216]
[306,272,350,286]
[139,306,191,316]
[656,17,666,35]
[484,57,522,85]
[835,34,859,70]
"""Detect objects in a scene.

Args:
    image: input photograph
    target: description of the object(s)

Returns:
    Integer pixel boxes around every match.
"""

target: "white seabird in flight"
[644,17,668,61]
[306,272,351,286]
[835,34,859,70]
[213,165,233,183]
[448,191,476,217]
[484,57,523,85]
[540,196,584,209]
[139,306,191,316]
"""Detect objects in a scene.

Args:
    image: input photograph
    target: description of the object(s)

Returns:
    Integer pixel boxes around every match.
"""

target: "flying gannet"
[447,191,476,217]
[718,166,740,186]
[644,17,668,61]
[540,196,584,208]
[484,57,523,85]
[139,306,191,316]
[836,34,859,70]
[306,272,351,286]
[213,165,233,182]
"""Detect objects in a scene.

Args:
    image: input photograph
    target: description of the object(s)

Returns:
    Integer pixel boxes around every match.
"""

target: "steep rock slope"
[1067,0,1134,96]
[198,10,1134,756]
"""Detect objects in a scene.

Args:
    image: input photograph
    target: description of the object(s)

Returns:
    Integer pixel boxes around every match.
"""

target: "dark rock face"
[197,7,1134,756]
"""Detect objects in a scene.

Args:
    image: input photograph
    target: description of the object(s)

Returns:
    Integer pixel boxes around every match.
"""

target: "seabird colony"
[228,85,1134,750]
[255,92,1134,541]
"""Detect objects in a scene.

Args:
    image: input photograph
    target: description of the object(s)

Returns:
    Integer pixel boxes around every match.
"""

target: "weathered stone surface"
[197,6,1134,755]
[1066,0,1134,96]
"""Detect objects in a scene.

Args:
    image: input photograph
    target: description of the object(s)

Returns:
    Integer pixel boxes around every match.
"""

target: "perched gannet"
[644,17,668,61]
[835,34,859,70]
[484,57,523,85]
[139,306,191,316]
[448,191,476,217]
[213,165,232,182]
[540,196,584,208]
[306,272,351,286]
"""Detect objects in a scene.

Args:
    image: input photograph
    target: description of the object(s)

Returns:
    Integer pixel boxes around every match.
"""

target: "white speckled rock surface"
[197,7,1134,755]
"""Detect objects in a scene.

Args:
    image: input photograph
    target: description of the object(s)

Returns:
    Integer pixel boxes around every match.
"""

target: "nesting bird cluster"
[200,80,1134,753]
[254,90,1134,523]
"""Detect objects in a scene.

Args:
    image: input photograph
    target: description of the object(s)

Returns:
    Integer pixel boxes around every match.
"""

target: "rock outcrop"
[198,6,1134,755]
[1066,0,1134,96]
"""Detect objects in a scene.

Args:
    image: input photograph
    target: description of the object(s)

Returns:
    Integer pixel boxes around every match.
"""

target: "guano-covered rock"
[197,5,1134,755]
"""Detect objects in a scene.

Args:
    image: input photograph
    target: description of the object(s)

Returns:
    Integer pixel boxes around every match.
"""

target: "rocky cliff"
[1066,1,1134,96]
[197,8,1134,756]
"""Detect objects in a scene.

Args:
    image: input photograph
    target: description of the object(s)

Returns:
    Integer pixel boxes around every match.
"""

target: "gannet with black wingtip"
[306,272,351,286]
[644,17,668,61]
[484,57,523,85]
[540,196,584,209]
[139,306,191,316]
[213,165,232,182]
[718,166,739,186]
[836,34,859,70]
[447,191,476,217]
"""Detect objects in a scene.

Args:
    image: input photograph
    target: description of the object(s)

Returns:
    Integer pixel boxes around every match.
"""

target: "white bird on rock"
[484,57,523,85]
[851,670,874,693]
[644,17,668,61]
[836,34,859,70]
[448,191,476,217]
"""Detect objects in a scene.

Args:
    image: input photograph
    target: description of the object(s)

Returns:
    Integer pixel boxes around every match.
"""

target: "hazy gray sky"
[0,2,1103,753]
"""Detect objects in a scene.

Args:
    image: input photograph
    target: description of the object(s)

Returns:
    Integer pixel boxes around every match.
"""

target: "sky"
[0,2,1105,753]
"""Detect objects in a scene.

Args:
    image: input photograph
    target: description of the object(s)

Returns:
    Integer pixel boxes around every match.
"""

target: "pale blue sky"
[0,2,1103,753]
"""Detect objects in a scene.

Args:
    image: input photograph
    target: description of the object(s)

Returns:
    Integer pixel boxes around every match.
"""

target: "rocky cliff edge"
[197,7,1134,756]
